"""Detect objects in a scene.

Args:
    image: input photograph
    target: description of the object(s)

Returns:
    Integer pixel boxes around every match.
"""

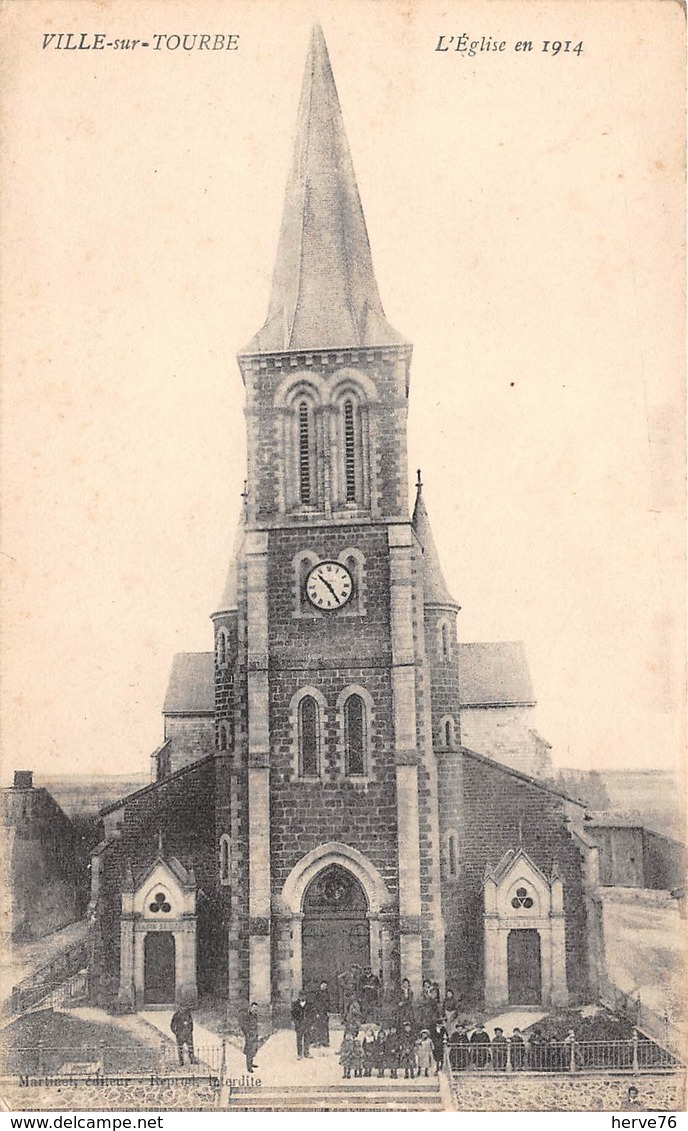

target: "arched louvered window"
[344,400,356,502]
[299,401,311,504]
[344,694,366,776]
[299,695,319,776]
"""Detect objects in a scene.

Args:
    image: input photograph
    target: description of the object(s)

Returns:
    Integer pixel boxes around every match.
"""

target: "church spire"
[413,472,460,608]
[242,24,405,356]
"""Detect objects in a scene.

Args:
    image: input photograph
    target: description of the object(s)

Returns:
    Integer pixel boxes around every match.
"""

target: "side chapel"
[90,26,602,1025]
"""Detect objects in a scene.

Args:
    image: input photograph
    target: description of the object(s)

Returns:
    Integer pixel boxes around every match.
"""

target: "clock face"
[306,560,353,611]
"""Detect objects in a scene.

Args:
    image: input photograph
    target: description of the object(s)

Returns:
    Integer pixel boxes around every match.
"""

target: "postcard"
[1,0,685,1116]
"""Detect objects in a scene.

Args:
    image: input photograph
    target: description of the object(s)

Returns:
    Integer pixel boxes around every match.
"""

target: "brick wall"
[95,757,225,1002]
[448,750,589,1005]
[242,353,409,525]
[425,607,461,750]
[265,525,399,894]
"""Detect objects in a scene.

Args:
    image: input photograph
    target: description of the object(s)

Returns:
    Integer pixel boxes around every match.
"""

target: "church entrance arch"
[144,931,176,1005]
[507,928,542,1005]
[276,842,395,1011]
[302,865,370,1004]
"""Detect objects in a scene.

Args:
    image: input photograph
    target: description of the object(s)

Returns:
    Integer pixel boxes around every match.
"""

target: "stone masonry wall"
[452,750,589,1004]
[243,353,409,525]
[460,706,552,779]
[164,717,215,774]
[451,1072,684,1112]
[266,525,399,894]
[95,757,221,1001]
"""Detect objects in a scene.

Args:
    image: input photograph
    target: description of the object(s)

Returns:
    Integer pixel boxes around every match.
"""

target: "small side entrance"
[144,932,176,1005]
[507,928,542,1005]
[302,864,370,1004]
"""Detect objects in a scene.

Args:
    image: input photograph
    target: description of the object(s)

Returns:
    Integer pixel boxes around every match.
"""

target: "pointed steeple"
[413,471,459,608]
[214,513,245,615]
[242,25,406,355]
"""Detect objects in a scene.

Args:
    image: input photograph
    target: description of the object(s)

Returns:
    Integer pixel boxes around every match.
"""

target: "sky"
[1,0,685,783]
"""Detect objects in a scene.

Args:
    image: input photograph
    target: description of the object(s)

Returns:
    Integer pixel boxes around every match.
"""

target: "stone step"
[226,1082,444,1111]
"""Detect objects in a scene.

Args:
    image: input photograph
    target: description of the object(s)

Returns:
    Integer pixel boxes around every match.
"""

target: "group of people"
[289,972,464,1078]
[340,1021,446,1079]
[448,1025,579,1071]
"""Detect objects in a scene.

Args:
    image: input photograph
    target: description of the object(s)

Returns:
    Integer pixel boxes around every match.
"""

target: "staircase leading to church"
[226,1078,444,1112]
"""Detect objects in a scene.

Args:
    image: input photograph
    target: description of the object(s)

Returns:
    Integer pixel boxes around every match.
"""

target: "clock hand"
[317,573,339,600]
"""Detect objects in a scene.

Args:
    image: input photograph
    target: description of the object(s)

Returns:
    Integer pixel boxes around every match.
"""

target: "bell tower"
[226,25,445,1020]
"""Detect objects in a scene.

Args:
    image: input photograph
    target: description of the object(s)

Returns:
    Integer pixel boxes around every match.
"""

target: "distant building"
[586,813,686,890]
[1,771,80,942]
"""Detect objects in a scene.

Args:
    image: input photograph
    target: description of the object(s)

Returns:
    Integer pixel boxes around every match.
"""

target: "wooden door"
[301,865,370,1003]
[507,929,542,1005]
[144,932,176,1005]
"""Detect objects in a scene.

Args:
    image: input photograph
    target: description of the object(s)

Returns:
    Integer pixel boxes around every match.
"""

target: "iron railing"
[6,942,89,1018]
[447,1035,682,1074]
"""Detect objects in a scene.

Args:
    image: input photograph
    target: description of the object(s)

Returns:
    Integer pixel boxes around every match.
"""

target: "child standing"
[399,1020,417,1079]
[416,1029,435,1077]
[340,1032,355,1079]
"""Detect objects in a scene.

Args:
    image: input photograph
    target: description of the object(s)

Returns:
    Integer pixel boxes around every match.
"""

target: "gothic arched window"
[344,694,366,776]
[299,695,320,777]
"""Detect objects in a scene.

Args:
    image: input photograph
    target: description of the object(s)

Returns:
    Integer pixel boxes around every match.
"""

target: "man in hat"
[240,1001,260,1073]
[492,1027,508,1070]
[470,1022,491,1069]
[291,990,311,1059]
[170,1005,195,1067]
[510,1026,526,1070]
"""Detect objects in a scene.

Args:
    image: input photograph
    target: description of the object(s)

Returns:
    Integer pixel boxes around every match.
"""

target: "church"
[90,26,601,1027]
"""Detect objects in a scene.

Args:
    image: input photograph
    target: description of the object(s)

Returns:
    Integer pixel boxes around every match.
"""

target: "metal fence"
[447,1036,682,1075]
[5,943,89,1019]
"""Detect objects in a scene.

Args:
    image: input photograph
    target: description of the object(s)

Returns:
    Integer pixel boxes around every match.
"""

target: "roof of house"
[160,641,535,717]
[163,652,215,715]
[458,641,535,707]
[241,24,405,356]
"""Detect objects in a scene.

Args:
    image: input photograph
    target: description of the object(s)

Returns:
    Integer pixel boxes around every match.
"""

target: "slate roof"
[241,25,405,356]
[412,486,459,607]
[162,653,214,715]
[458,641,535,707]
[214,517,244,615]
[160,642,534,716]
